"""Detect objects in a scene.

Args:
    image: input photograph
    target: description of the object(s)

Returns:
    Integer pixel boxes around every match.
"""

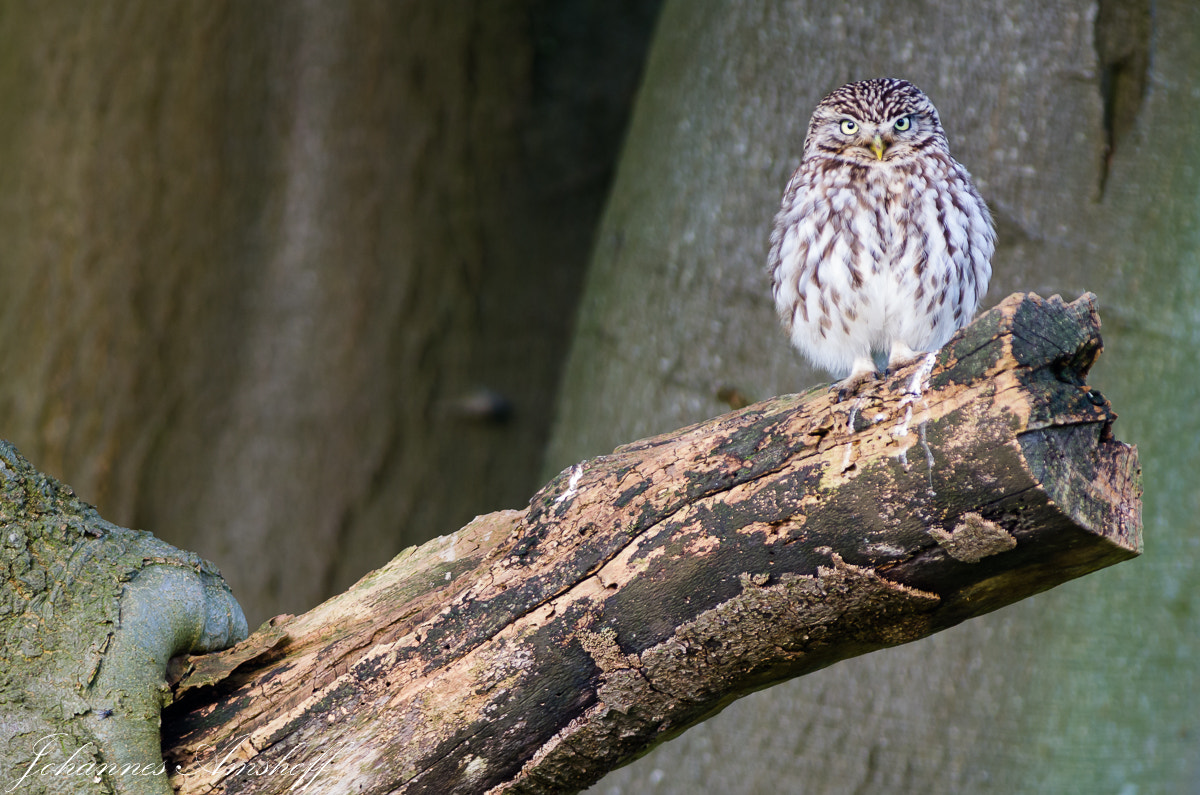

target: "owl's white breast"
[770,155,990,377]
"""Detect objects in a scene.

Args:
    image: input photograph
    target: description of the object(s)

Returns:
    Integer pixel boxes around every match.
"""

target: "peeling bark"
[161,292,1140,795]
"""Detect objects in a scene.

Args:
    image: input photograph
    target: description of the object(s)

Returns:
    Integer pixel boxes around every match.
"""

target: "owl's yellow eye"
[894,116,912,132]
[839,119,858,135]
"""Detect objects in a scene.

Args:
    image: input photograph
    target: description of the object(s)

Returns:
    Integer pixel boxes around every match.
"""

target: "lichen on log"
[152,292,1141,795]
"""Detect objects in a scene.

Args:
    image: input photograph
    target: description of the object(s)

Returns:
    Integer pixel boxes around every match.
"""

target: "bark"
[0,442,245,795]
[159,293,1140,795]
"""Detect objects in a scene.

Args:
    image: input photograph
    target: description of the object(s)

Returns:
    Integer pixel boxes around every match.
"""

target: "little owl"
[768,78,994,398]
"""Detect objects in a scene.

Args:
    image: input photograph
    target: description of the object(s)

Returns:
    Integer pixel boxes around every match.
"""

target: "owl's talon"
[884,344,922,378]
[883,362,911,381]
[833,370,878,402]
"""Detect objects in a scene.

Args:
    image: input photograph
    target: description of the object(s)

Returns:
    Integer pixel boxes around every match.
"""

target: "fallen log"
[162,292,1141,795]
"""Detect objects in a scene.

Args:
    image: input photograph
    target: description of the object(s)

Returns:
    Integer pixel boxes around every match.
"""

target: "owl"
[768,78,994,399]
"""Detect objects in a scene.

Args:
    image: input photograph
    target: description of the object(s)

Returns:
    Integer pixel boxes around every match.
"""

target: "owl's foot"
[883,357,921,379]
[832,362,878,402]
[882,343,925,383]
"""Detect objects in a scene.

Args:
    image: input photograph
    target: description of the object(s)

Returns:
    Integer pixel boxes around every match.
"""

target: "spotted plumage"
[768,78,994,396]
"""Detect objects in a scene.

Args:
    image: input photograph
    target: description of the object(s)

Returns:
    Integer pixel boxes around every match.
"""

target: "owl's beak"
[870,134,887,160]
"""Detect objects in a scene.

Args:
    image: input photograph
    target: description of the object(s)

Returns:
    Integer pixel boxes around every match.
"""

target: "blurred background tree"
[0,0,662,624]
[0,1,1196,793]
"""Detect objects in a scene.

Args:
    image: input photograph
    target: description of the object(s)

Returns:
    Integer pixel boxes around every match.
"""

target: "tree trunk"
[0,0,661,628]
[160,293,1139,795]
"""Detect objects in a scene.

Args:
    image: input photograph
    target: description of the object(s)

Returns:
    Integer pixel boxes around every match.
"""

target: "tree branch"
[162,292,1141,795]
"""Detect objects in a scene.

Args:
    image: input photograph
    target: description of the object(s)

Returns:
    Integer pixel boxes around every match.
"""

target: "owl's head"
[802,78,949,166]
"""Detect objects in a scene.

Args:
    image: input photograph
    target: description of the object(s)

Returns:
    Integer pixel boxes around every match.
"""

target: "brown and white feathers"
[768,78,994,390]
